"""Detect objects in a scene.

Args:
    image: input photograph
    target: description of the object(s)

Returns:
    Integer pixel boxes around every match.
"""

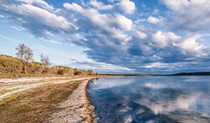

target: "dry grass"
[0,73,67,79]
[0,80,82,123]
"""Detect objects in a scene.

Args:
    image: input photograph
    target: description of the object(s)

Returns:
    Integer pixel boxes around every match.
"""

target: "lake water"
[87,76,210,123]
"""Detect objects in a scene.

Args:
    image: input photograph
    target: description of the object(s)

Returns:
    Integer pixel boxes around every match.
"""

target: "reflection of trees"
[89,79,95,83]
[89,78,99,83]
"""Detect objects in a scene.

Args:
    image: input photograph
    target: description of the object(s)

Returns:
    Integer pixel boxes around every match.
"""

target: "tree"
[40,54,51,68]
[87,70,93,75]
[16,43,33,74]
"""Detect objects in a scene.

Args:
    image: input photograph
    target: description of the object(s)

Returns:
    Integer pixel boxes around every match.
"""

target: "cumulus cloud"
[118,0,136,14]
[151,31,180,48]
[152,31,168,47]
[161,0,210,31]
[115,14,133,31]
[0,1,75,37]
[136,31,147,40]
[64,2,131,41]
[147,16,161,24]
[1,0,210,73]
[175,35,203,54]
[63,1,210,72]
[89,0,114,10]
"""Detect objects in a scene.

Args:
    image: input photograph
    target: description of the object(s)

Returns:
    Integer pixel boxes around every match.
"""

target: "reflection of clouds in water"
[146,120,157,123]
[150,93,200,114]
[89,76,210,122]
[143,80,183,90]
[123,115,132,123]
[183,76,210,83]
[144,82,168,89]
[91,77,134,90]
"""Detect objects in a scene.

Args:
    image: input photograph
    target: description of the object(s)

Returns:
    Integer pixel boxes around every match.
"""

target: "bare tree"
[40,54,51,68]
[16,43,33,74]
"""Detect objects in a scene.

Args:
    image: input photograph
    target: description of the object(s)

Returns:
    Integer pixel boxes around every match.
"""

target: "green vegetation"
[0,43,95,78]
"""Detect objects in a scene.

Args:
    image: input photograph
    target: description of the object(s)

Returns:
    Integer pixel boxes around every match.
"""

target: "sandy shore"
[49,79,95,123]
[0,77,96,123]
[0,77,90,101]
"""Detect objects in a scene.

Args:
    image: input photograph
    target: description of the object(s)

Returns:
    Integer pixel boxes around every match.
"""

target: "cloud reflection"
[144,82,168,89]
[90,77,134,90]
[150,93,200,114]
[88,76,210,122]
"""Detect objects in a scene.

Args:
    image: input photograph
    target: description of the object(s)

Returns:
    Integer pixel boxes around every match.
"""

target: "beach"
[0,77,95,123]
[49,79,95,123]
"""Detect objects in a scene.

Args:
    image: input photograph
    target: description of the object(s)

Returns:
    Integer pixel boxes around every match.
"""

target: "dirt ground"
[0,77,89,123]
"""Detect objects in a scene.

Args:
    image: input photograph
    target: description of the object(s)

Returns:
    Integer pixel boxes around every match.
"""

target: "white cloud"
[64,2,130,41]
[175,35,203,54]
[136,31,147,39]
[89,0,114,10]
[18,0,54,10]
[167,32,181,41]
[64,3,112,28]
[115,14,133,31]
[152,31,167,47]
[4,3,71,31]
[161,0,210,31]
[161,0,189,11]
[11,26,25,31]
[118,0,136,14]
[63,3,83,12]
[152,31,180,48]
[43,30,53,36]
[40,38,62,45]
[143,62,173,69]
[147,16,161,24]
[0,14,4,18]
[70,60,134,73]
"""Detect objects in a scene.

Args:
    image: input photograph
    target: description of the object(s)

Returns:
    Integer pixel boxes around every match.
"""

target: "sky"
[0,0,210,74]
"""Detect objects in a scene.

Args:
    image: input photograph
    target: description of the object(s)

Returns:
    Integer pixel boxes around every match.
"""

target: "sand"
[49,79,95,123]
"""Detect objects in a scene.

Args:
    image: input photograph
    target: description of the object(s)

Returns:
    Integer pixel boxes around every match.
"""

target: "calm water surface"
[88,76,210,123]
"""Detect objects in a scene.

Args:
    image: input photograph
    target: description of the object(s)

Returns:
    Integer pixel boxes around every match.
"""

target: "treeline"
[0,44,95,77]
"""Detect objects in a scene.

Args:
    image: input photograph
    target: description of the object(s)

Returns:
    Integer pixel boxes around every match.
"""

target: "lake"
[87,76,210,123]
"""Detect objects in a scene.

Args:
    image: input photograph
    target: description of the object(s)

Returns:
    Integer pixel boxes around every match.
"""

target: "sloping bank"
[49,79,95,123]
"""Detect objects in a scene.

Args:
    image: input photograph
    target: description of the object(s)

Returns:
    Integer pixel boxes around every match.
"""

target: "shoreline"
[0,76,107,122]
[83,78,96,122]
[49,78,96,123]
[0,76,99,122]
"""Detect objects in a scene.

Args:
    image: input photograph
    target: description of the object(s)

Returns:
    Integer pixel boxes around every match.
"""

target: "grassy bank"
[0,73,58,78]
[0,80,83,123]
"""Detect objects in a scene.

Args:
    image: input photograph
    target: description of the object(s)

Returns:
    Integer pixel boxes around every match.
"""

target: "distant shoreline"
[100,72,210,76]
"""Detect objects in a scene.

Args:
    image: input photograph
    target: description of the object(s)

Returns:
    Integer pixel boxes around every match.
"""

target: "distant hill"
[101,72,210,76]
[172,72,210,76]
